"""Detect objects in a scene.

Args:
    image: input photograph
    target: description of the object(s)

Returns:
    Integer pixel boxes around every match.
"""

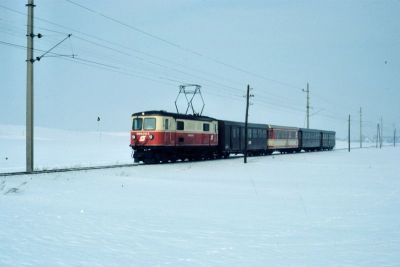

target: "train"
[130,110,335,164]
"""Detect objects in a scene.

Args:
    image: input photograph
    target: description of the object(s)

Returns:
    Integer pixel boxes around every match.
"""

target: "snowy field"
[1,125,399,266]
[0,125,131,172]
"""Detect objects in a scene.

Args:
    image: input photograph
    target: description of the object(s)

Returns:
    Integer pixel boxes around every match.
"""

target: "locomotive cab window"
[164,119,169,130]
[143,118,156,130]
[132,118,143,130]
[177,121,184,130]
[203,123,210,132]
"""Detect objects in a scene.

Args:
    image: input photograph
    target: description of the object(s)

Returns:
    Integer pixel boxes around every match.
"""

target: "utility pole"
[302,82,310,129]
[348,114,351,152]
[26,0,35,173]
[244,84,253,164]
[394,128,396,147]
[359,107,362,148]
[24,1,70,172]
[380,117,383,148]
[377,123,380,148]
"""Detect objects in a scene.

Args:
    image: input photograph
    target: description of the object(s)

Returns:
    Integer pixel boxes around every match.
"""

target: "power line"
[0,39,178,86]
[62,0,303,90]
[2,4,393,129]
[1,39,376,128]
[0,12,249,95]
[0,4,310,108]
[0,39,309,118]
[33,26,305,104]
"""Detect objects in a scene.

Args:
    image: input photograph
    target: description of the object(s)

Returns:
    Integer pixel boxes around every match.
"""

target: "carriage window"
[132,118,143,130]
[177,121,184,130]
[143,118,156,130]
[203,123,210,131]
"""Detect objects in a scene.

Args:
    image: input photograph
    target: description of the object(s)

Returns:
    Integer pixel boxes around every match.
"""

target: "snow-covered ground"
[0,125,131,172]
[1,126,399,266]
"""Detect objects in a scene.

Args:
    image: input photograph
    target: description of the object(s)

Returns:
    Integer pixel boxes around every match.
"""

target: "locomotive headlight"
[131,135,136,140]
[149,134,154,140]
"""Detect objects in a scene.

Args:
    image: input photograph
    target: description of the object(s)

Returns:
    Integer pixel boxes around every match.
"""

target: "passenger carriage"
[218,121,268,157]
[267,125,300,153]
[321,130,336,150]
[299,128,322,151]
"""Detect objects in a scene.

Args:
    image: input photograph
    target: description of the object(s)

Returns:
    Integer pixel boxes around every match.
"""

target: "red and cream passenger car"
[267,125,300,153]
[130,110,218,163]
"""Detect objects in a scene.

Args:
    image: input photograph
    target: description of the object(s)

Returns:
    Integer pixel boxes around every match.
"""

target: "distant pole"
[26,0,35,173]
[302,83,310,129]
[359,107,362,148]
[394,128,396,147]
[306,83,310,129]
[97,116,101,142]
[244,85,250,163]
[377,123,380,149]
[380,117,383,148]
[348,114,351,152]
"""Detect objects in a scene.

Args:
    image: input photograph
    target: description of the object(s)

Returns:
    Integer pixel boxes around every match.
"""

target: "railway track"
[0,145,385,177]
[0,154,246,177]
[0,163,139,177]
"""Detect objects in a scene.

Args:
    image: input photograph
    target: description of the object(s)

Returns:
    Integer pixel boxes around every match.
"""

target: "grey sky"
[1,0,399,138]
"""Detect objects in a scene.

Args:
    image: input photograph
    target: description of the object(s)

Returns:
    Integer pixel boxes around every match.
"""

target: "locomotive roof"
[131,110,217,122]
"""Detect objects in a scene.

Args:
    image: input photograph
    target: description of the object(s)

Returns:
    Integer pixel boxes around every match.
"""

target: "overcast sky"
[1,0,399,138]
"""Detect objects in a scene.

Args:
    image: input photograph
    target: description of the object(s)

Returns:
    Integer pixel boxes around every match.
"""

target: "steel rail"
[0,145,391,177]
[0,163,138,177]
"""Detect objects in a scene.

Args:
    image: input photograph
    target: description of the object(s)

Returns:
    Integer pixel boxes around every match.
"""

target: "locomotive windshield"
[132,118,143,130]
[143,118,156,130]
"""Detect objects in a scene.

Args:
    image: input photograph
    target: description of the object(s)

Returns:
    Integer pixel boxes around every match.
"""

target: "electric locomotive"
[130,110,218,163]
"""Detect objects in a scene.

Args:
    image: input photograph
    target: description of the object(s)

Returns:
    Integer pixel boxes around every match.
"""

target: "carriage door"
[231,126,240,150]
[164,118,175,146]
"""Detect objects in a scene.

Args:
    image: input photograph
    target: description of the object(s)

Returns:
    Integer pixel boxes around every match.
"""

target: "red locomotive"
[130,111,218,163]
